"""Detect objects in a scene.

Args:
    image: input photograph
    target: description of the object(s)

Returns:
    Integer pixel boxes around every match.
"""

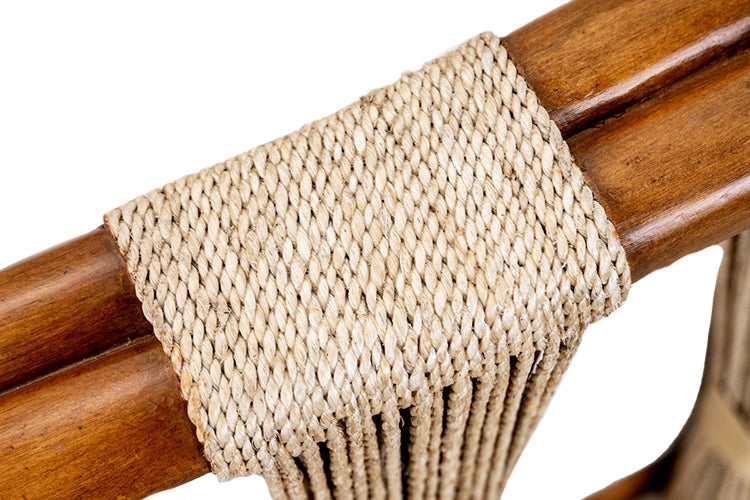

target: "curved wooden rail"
[0,336,207,499]
[0,227,152,393]
[569,45,750,280]
[504,0,750,136]
[1,0,748,498]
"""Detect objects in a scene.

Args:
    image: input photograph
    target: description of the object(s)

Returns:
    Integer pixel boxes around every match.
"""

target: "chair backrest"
[0,0,748,498]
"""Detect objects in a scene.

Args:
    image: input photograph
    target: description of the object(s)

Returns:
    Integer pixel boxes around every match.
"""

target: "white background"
[0,2,721,498]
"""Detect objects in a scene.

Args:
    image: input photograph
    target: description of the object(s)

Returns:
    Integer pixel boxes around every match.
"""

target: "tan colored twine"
[664,230,750,500]
[105,32,630,497]
[695,389,750,481]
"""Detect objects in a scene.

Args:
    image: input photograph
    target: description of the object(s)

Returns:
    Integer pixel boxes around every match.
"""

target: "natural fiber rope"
[664,230,750,500]
[105,32,630,497]
[694,389,750,481]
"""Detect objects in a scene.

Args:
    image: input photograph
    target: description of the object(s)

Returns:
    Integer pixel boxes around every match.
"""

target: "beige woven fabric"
[664,230,750,500]
[105,32,630,497]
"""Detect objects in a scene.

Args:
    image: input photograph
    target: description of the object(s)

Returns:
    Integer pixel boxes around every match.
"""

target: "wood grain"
[568,47,750,280]
[0,226,153,393]
[0,336,209,500]
[504,0,750,135]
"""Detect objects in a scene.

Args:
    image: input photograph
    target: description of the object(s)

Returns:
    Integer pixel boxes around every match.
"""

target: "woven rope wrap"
[106,33,630,497]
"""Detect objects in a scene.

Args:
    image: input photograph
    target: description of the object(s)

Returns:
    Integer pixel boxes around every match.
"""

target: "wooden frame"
[1,0,748,497]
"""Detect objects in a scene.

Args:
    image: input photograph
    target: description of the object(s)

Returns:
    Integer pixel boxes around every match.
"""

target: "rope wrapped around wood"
[105,32,631,498]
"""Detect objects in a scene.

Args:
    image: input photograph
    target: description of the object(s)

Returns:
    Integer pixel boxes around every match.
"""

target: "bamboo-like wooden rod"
[503,0,750,135]
[0,227,152,393]
[0,336,207,499]
[569,46,750,280]
[0,231,212,500]
[1,0,749,498]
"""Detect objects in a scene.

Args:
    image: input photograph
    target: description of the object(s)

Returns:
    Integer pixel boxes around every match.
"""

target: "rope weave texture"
[106,32,630,498]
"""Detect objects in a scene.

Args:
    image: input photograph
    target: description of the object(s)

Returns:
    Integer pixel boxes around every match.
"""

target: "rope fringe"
[105,32,630,497]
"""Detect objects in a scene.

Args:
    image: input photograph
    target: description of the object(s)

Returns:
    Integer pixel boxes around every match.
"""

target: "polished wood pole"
[0,337,207,499]
[0,232,210,499]
[0,227,152,393]
[1,0,748,497]
[569,46,750,280]
[503,0,750,136]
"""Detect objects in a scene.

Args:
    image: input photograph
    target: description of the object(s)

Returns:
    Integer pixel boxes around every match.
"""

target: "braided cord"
[106,33,630,496]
